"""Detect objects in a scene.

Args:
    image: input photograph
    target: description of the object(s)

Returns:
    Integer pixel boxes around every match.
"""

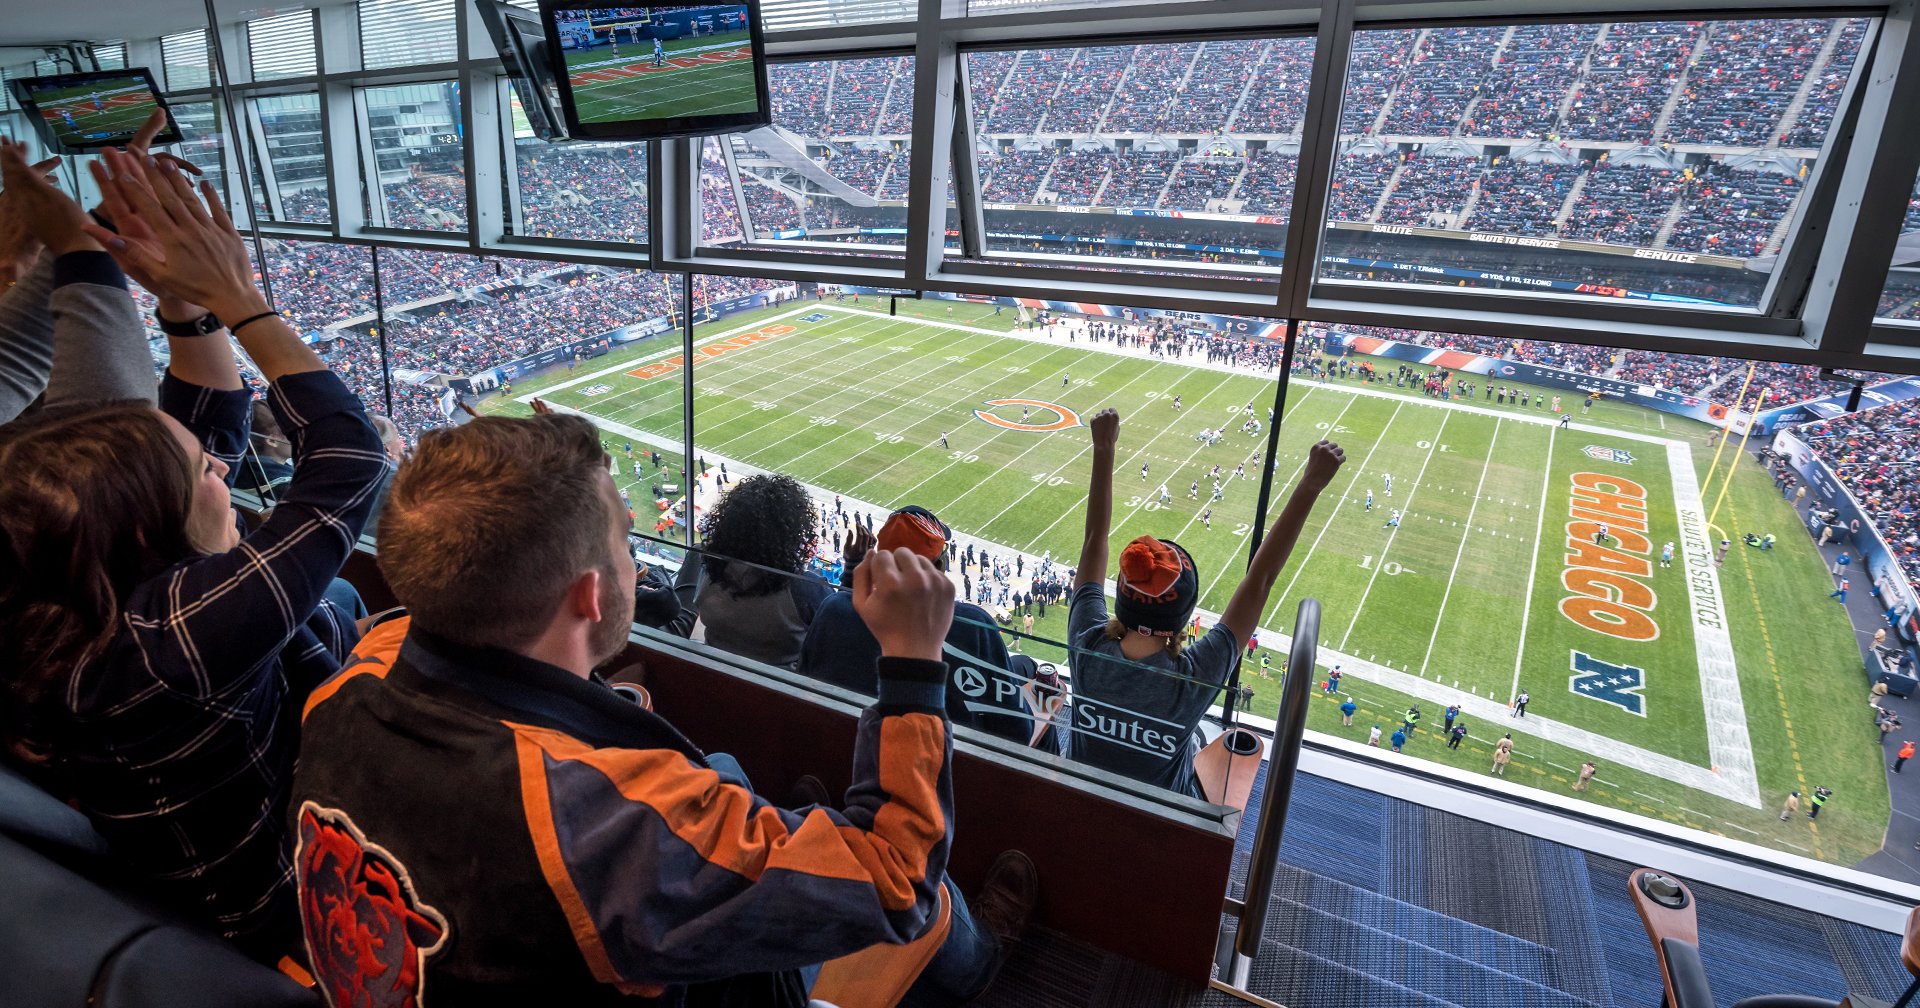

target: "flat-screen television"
[538,1,771,140]
[475,0,571,141]
[8,69,181,154]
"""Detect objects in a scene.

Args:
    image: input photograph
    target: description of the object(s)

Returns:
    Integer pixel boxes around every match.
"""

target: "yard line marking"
[863,351,1138,501]
[1191,393,1357,606]
[1418,419,1500,677]
[941,362,1217,533]
[784,334,1095,479]
[592,316,931,436]
[590,310,913,414]
[713,325,1075,470]
[1016,369,1246,551]
[1339,412,1449,651]
[524,302,817,398]
[1265,402,1407,631]
[1509,423,1556,706]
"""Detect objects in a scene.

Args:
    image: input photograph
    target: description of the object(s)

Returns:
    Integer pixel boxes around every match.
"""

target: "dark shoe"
[972,850,1038,961]
[785,774,831,809]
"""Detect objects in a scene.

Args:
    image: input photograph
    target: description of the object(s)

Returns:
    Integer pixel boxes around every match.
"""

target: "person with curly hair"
[675,473,831,670]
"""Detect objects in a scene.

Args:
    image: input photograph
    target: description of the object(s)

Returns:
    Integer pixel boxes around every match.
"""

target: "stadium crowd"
[1798,399,1920,584]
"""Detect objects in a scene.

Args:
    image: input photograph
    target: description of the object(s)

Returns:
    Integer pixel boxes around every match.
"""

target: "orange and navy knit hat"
[877,506,951,565]
[1115,536,1198,637]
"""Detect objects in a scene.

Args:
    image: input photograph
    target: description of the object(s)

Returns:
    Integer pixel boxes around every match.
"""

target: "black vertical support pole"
[681,272,697,549]
[1231,598,1320,969]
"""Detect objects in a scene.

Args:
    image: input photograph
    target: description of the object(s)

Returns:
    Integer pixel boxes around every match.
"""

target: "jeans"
[702,754,1003,1008]
[323,576,369,621]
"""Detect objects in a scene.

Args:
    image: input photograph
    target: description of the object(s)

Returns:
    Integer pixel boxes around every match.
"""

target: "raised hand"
[0,149,63,286]
[852,548,955,663]
[1089,407,1119,451]
[842,521,876,572]
[82,148,261,320]
[0,140,95,258]
[1301,439,1345,490]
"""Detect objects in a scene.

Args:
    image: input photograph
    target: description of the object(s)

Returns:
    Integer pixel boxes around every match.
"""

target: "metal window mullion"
[907,0,963,285]
[455,0,489,252]
[494,77,529,239]
[351,86,387,230]
[1276,0,1351,318]
[950,54,987,260]
[656,137,702,265]
[1762,17,1882,322]
[714,139,754,242]
[245,98,287,222]
[1802,0,1920,355]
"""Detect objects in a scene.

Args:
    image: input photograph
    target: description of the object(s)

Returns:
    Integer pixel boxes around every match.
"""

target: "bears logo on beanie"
[877,505,950,564]
[1115,536,1198,637]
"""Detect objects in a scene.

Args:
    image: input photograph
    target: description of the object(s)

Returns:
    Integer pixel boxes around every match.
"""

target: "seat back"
[808,883,954,1008]
[0,763,318,1008]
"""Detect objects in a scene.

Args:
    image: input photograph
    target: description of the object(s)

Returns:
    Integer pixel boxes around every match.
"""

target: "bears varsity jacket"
[290,617,955,1006]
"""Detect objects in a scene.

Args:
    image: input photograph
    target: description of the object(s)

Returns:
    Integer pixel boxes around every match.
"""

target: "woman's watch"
[156,310,223,338]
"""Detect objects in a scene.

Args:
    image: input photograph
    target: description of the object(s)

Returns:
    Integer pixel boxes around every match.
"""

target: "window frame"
[159,0,1920,370]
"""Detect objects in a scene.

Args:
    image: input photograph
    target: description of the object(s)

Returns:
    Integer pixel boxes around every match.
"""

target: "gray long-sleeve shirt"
[0,249,153,423]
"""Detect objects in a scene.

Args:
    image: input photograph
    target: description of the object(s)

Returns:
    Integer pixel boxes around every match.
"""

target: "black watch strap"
[156,311,223,338]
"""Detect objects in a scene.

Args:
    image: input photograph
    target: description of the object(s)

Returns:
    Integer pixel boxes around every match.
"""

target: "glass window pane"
[703,58,913,250]
[510,88,649,244]
[964,39,1310,274]
[360,82,467,231]
[253,93,328,222]
[1318,17,1872,311]
[170,101,229,202]
[1878,167,1920,322]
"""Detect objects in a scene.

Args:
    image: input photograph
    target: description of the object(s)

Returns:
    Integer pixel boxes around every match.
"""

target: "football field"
[489,298,1885,866]
[564,33,759,122]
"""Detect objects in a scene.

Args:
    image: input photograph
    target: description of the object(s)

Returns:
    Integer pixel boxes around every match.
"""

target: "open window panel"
[358,82,468,232]
[950,36,1313,282]
[171,100,229,204]
[506,82,650,245]
[1310,17,1875,314]
[698,56,922,256]
[1877,166,1920,326]
[248,93,329,224]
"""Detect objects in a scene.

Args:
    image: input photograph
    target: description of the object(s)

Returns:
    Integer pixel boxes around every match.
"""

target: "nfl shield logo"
[1583,445,1634,464]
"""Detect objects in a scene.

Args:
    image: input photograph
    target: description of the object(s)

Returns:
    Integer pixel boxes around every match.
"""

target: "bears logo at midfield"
[297,802,448,1008]
[974,399,1081,432]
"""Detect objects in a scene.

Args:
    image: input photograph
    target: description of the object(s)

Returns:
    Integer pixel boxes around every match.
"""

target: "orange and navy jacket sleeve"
[513,657,953,988]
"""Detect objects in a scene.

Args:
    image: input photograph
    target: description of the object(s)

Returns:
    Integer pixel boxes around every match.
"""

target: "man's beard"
[589,565,636,666]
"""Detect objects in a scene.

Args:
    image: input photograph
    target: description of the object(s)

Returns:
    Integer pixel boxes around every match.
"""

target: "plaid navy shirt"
[38,368,390,952]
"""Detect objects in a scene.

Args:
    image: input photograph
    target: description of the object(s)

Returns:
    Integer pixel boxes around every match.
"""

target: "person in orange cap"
[800,505,1031,744]
[1065,408,1344,797]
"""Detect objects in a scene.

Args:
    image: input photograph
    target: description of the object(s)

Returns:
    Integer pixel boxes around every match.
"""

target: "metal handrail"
[1226,597,1320,977]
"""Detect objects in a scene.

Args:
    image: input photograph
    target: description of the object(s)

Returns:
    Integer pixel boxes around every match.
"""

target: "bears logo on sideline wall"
[297,802,449,1008]
[973,399,1082,432]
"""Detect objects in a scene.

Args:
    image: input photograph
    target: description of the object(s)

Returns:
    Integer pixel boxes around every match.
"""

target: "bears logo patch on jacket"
[297,801,449,1008]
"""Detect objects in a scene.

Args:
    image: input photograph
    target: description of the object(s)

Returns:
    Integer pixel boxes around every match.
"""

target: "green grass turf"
[564,33,758,123]
[482,297,1890,866]
[32,79,159,144]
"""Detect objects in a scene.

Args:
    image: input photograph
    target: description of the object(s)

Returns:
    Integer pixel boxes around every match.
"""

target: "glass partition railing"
[632,534,1249,809]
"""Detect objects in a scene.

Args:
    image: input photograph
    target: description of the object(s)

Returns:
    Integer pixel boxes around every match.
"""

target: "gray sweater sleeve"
[0,252,57,423]
[0,250,152,423]
[44,251,153,408]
